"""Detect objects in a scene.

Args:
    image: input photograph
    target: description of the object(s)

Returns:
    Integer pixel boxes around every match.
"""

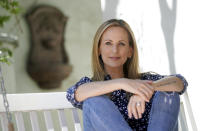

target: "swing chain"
[0,64,12,123]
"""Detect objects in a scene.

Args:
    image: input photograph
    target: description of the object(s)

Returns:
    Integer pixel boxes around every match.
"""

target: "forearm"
[152,76,184,92]
[75,80,121,102]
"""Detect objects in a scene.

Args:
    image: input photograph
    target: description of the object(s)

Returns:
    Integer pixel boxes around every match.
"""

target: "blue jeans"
[83,91,180,131]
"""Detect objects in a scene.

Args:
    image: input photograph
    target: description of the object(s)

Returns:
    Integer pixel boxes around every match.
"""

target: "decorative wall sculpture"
[26,5,72,89]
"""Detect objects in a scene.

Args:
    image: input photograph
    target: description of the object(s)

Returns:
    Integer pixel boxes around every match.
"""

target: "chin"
[104,63,124,68]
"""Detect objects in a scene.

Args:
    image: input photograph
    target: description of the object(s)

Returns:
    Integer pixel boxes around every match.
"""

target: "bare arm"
[75,78,153,102]
[152,76,184,92]
[76,75,184,102]
[75,80,120,102]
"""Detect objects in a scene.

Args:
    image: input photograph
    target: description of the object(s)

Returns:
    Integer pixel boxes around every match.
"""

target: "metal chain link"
[0,64,12,123]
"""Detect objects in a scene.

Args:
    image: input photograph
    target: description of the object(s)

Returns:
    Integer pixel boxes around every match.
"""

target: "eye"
[105,42,112,45]
[119,42,125,46]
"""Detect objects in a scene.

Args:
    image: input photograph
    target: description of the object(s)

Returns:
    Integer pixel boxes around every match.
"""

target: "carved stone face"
[26,5,72,89]
[35,12,63,49]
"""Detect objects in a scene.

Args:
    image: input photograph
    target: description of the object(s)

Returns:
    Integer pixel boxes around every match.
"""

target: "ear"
[128,47,133,58]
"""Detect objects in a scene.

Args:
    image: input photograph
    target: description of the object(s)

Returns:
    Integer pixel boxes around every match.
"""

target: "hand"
[127,95,145,119]
[119,79,154,102]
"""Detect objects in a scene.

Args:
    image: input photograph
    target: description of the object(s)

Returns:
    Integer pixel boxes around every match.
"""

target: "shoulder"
[67,76,92,93]
[74,76,92,86]
[79,76,92,83]
[140,71,165,81]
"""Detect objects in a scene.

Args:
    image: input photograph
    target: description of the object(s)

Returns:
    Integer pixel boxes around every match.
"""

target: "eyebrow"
[103,39,128,43]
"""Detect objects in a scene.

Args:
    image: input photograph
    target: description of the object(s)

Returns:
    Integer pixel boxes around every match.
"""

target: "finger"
[143,83,154,95]
[139,83,154,99]
[134,89,149,102]
[144,86,154,100]
[141,101,145,114]
[127,99,132,118]
[144,82,155,91]
[137,86,150,101]
[139,85,151,98]
[132,102,138,119]
[143,80,153,84]
[136,102,142,119]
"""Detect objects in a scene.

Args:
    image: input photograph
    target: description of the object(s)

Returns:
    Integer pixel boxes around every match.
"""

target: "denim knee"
[148,91,180,131]
[154,91,180,103]
[153,91,180,113]
[82,95,132,131]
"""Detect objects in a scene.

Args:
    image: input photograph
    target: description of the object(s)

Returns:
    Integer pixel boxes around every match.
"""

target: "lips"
[109,57,120,60]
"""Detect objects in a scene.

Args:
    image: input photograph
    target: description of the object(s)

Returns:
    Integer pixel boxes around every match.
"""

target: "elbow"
[175,77,185,92]
[177,85,184,93]
[175,74,188,94]
[75,94,82,102]
[75,90,85,102]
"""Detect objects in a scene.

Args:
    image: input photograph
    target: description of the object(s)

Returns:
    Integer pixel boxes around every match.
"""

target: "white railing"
[179,92,198,131]
[0,92,82,131]
[0,92,197,131]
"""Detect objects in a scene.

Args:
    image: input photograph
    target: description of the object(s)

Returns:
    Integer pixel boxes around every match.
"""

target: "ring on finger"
[136,101,141,107]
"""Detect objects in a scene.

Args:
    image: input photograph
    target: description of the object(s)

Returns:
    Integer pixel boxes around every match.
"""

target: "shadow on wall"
[159,0,177,74]
[102,0,119,21]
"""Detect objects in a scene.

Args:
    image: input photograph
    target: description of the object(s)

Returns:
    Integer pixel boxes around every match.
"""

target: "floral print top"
[66,72,188,130]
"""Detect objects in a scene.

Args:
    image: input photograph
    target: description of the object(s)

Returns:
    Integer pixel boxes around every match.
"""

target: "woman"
[66,19,188,131]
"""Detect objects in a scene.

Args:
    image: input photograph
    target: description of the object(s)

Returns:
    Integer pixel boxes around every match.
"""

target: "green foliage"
[0,42,13,65]
[0,0,21,64]
[0,0,20,14]
[0,0,21,27]
[0,16,10,27]
[0,47,12,65]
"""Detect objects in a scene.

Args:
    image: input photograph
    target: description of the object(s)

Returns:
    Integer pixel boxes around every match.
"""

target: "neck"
[105,66,124,79]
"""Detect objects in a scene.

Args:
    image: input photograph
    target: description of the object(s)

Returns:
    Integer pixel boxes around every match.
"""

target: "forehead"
[103,26,128,35]
[101,26,129,39]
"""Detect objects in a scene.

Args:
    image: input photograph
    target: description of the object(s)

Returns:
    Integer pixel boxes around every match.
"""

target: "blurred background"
[0,0,199,130]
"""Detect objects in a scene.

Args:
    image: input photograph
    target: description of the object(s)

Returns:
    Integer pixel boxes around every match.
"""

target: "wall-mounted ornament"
[26,5,72,89]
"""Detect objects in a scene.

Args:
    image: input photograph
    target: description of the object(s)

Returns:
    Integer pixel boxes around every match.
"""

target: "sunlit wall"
[1,0,102,94]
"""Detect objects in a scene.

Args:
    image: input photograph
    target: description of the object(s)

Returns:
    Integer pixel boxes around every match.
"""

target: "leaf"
[1,48,12,57]
[10,1,19,7]
[0,48,12,65]
[7,49,12,57]
[0,1,10,10]
[10,7,21,14]
[0,15,10,27]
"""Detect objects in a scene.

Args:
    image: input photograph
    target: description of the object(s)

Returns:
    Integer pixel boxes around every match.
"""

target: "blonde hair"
[92,19,141,81]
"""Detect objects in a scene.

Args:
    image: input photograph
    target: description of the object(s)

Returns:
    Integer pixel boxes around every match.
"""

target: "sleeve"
[142,72,188,95]
[141,72,165,81]
[66,76,92,109]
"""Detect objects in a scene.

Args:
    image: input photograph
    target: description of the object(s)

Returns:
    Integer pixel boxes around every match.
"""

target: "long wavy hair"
[92,19,141,82]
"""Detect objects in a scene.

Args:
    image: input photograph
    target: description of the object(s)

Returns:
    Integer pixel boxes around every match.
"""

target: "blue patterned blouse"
[66,72,188,131]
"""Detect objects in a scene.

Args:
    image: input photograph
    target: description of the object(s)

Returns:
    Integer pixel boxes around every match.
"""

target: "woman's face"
[99,26,132,70]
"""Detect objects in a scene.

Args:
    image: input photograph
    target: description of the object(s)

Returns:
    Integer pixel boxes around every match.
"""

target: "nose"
[112,45,118,53]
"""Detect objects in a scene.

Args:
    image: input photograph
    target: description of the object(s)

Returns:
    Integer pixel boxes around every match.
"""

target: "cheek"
[99,48,110,63]
[120,49,131,61]
[99,46,109,56]
[120,48,130,56]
